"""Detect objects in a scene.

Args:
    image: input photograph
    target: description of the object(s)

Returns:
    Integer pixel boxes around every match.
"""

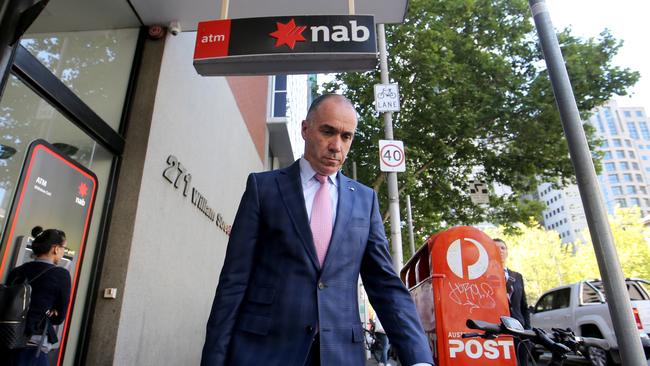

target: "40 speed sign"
[379,140,405,172]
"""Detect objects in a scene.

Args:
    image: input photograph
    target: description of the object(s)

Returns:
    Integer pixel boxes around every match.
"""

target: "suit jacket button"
[306,325,314,333]
[318,281,325,290]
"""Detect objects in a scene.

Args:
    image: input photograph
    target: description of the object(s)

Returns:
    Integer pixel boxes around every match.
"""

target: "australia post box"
[400,226,516,366]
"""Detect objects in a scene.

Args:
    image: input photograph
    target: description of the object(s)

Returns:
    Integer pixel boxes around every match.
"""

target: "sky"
[544,0,649,110]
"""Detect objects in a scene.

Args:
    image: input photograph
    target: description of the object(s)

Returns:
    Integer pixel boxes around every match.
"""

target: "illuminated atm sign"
[193,15,377,76]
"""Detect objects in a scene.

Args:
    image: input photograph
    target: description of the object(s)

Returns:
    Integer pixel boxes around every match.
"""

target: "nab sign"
[194,15,377,76]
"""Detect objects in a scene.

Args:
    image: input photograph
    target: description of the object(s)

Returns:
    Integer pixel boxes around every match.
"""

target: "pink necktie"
[310,174,333,267]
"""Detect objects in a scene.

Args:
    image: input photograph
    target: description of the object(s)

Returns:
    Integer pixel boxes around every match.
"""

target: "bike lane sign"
[379,140,406,172]
[374,83,400,112]
[429,226,516,366]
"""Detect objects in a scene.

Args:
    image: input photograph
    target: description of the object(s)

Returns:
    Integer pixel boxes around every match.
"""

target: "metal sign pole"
[529,1,646,364]
[377,23,403,271]
[406,195,415,258]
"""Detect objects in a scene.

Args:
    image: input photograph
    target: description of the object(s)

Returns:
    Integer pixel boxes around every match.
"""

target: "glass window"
[616,150,626,158]
[605,109,618,135]
[636,174,643,182]
[608,174,619,183]
[640,122,650,140]
[640,186,647,194]
[633,162,640,170]
[624,111,632,118]
[271,75,288,118]
[626,139,632,147]
[615,198,627,207]
[623,173,633,182]
[645,198,650,207]
[637,111,644,117]
[602,140,609,148]
[0,76,113,361]
[628,122,640,139]
[603,151,612,160]
[643,156,648,161]
[629,151,636,159]
[613,139,622,147]
[605,163,616,172]
[630,198,641,206]
[627,186,637,194]
[612,186,623,195]
[620,162,630,170]
[595,114,605,132]
[20,29,139,131]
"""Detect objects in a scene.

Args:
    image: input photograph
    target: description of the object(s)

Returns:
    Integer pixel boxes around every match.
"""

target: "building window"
[616,150,626,158]
[612,186,623,195]
[630,198,641,207]
[613,139,622,147]
[640,122,650,140]
[637,111,644,117]
[637,174,644,182]
[633,162,640,170]
[608,174,619,183]
[640,186,647,194]
[629,151,636,159]
[645,198,650,207]
[605,108,618,135]
[627,185,637,194]
[602,140,609,148]
[628,122,640,139]
[615,198,627,207]
[626,139,632,147]
[605,162,616,172]
[623,173,633,182]
[603,151,612,160]
[620,162,630,170]
[271,75,288,118]
[624,111,632,118]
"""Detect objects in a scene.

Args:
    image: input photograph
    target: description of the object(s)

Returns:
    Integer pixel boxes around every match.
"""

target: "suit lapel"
[322,173,355,271]
[276,161,320,270]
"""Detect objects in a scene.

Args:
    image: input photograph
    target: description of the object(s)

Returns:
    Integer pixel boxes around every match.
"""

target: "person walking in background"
[494,238,530,366]
[6,226,72,366]
[373,316,390,366]
[201,94,433,366]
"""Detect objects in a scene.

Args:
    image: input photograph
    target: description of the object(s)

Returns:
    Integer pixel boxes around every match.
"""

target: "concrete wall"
[109,32,263,365]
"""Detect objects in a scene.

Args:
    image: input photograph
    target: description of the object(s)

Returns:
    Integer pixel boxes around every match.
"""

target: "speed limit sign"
[379,140,406,172]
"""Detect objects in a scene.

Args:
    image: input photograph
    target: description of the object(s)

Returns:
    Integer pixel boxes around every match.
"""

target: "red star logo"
[78,182,88,197]
[269,19,306,49]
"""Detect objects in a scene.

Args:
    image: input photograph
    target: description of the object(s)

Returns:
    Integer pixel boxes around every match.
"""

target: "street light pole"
[529,1,646,364]
[377,23,404,271]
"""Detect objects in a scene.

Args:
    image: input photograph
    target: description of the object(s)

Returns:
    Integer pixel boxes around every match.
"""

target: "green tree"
[325,0,639,244]
[487,208,650,303]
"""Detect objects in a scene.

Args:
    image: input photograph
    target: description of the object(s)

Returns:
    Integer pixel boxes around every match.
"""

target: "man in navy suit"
[495,238,530,365]
[201,94,433,366]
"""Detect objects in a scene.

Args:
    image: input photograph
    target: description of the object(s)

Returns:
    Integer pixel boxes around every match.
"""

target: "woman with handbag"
[6,226,72,366]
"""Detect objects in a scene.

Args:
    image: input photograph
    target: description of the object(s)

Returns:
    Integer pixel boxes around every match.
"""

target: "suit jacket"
[506,269,530,329]
[201,161,433,366]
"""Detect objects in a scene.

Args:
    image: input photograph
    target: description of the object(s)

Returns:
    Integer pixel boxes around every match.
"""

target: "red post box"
[401,226,516,366]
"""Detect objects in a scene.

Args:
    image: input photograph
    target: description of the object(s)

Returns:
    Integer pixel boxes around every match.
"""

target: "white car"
[530,278,650,365]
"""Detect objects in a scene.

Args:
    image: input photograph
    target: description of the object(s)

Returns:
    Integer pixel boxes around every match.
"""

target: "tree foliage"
[324,0,639,242]
[486,207,650,303]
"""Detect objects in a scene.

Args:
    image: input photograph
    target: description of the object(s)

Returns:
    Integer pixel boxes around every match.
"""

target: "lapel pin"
[349,187,355,191]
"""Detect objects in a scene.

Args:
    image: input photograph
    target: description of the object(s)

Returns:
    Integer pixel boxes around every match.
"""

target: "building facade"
[0,5,318,365]
[537,101,650,243]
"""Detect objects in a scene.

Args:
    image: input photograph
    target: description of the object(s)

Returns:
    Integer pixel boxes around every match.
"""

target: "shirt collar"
[299,157,338,186]
[35,258,55,264]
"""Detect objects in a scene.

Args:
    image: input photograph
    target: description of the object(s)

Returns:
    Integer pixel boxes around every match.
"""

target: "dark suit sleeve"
[519,273,531,329]
[360,191,434,366]
[201,173,260,366]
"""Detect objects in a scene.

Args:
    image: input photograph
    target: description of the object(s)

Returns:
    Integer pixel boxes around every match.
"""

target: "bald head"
[305,94,356,124]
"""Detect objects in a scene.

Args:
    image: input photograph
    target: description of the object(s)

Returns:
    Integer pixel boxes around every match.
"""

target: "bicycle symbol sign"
[374,83,400,112]
[379,140,406,172]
